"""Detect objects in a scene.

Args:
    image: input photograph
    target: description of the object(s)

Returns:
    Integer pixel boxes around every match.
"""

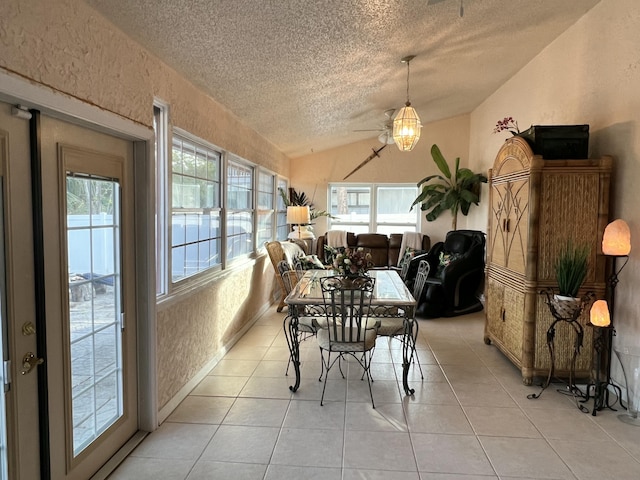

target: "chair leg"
[362,352,376,409]
[411,320,424,379]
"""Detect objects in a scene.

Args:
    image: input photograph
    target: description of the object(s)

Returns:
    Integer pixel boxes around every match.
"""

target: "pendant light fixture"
[393,55,422,152]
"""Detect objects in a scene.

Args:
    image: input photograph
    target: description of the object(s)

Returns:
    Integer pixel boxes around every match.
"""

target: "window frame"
[328,183,419,234]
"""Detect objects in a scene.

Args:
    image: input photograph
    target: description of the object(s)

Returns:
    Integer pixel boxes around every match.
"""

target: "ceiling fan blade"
[353,128,384,132]
[427,0,447,4]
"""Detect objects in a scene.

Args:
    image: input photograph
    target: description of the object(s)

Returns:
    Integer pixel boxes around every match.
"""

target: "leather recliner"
[417,230,486,318]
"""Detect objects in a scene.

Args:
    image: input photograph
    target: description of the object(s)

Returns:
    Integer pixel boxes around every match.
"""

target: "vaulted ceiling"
[85,0,601,158]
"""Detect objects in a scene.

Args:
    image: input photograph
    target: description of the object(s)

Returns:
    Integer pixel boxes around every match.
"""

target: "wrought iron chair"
[317,275,379,407]
[375,259,429,379]
[279,263,324,375]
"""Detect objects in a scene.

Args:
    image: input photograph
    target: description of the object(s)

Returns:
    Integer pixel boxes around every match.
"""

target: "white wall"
[468,0,640,385]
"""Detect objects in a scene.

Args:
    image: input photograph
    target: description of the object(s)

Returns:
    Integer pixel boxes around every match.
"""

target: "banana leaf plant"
[410,144,487,230]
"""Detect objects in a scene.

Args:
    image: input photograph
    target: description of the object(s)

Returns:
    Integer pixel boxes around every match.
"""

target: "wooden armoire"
[483,137,612,384]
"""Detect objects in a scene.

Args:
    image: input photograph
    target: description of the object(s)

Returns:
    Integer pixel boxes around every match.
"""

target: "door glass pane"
[66,175,122,457]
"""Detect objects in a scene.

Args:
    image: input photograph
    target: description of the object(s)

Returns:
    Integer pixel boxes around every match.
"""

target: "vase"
[551,294,581,318]
[614,346,640,426]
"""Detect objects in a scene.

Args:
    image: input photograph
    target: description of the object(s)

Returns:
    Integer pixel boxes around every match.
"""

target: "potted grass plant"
[553,241,589,317]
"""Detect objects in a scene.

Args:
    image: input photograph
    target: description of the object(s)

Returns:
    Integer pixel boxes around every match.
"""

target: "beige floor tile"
[200,425,280,464]
[465,406,541,438]
[343,470,420,479]
[166,395,234,424]
[130,423,217,460]
[239,375,294,399]
[404,381,459,405]
[412,433,495,475]
[191,375,248,397]
[222,397,289,427]
[108,457,195,480]
[345,401,408,432]
[548,438,640,480]
[208,358,260,376]
[283,399,346,430]
[264,464,342,480]
[452,381,518,408]
[523,406,611,440]
[347,378,402,404]
[405,404,473,434]
[271,427,343,468]
[343,430,417,471]
[479,436,575,478]
[186,460,267,480]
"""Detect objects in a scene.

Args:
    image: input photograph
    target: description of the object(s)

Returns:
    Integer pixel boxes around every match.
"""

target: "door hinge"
[3,360,10,391]
[121,312,125,331]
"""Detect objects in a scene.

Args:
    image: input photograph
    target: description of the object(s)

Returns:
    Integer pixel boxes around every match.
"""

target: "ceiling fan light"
[393,103,422,151]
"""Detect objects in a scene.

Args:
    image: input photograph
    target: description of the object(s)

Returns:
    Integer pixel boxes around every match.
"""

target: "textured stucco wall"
[467,0,640,386]
[291,114,473,246]
[0,0,287,410]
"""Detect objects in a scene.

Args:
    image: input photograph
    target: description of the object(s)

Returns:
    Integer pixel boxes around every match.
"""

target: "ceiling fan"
[353,108,396,145]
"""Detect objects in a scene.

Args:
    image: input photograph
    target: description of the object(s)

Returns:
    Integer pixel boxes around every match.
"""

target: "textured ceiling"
[85,0,600,158]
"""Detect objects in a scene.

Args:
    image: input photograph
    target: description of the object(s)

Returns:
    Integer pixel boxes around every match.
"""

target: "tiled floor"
[109,307,640,479]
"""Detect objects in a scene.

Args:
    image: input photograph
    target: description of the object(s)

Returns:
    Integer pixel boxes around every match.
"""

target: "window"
[159,126,286,292]
[256,170,275,248]
[329,184,418,234]
[226,157,253,260]
[153,103,168,296]
[171,134,221,282]
[276,178,288,240]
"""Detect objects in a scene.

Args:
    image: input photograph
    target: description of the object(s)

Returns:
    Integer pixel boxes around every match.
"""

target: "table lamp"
[286,206,310,239]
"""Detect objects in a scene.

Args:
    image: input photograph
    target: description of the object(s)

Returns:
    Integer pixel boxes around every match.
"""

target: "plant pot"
[552,294,581,318]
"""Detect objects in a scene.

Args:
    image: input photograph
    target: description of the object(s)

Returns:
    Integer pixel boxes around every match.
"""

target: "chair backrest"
[280,268,300,294]
[412,259,430,302]
[320,275,376,344]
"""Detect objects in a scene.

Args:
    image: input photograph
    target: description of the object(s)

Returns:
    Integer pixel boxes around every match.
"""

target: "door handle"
[21,352,44,375]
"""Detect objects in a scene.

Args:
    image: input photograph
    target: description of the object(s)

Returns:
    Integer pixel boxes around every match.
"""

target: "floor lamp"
[589,219,633,420]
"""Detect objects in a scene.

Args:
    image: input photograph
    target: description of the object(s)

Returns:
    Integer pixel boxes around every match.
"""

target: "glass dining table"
[284,269,418,396]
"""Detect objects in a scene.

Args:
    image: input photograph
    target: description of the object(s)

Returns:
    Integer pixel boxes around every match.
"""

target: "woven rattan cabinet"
[484,137,612,385]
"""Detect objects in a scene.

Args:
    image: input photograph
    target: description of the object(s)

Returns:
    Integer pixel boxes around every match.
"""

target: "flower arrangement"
[332,247,373,276]
[493,117,520,135]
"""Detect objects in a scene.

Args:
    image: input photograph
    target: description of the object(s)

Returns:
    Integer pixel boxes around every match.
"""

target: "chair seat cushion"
[317,327,377,352]
[376,317,405,337]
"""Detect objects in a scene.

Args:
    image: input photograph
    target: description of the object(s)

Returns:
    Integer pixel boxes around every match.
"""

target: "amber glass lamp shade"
[590,299,611,327]
[393,103,422,152]
[602,219,631,256]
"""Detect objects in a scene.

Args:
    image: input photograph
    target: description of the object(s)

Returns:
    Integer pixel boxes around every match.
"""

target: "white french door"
[40,115,138,479]
[0,101,139,479]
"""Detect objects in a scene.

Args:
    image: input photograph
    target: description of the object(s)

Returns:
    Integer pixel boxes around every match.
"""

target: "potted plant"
[410,144,487,230]
[553,241,589,317]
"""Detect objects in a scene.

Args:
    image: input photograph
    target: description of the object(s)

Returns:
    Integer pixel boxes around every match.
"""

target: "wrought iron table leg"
[284,313,301,392]
[402,316,415,395]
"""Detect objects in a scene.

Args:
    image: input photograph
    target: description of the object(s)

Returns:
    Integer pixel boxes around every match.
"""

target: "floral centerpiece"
[332,247,373,276]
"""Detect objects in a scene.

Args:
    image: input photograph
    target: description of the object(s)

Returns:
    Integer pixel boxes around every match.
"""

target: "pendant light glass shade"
[393,55,422,152]
[393,102,422,151]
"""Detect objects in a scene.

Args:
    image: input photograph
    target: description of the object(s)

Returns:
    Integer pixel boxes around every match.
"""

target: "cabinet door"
[502,286,525,359]
[504,177,529,274]
[488,183,508,268]
[485,277,504,340]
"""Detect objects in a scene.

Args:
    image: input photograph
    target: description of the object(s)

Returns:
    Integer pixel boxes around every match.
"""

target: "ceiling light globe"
[393,104,422,152]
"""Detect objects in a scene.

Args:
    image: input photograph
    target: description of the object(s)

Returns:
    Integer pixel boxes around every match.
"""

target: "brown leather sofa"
[316,232,431,268]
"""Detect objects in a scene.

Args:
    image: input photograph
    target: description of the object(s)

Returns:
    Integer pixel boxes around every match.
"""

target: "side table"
[527,289,594,412]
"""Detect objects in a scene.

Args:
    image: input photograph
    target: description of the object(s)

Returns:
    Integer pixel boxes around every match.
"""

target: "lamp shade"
[286,206,310,225]
[393,103,422,151]
[602,219,631,256]
[590,299,611,327]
